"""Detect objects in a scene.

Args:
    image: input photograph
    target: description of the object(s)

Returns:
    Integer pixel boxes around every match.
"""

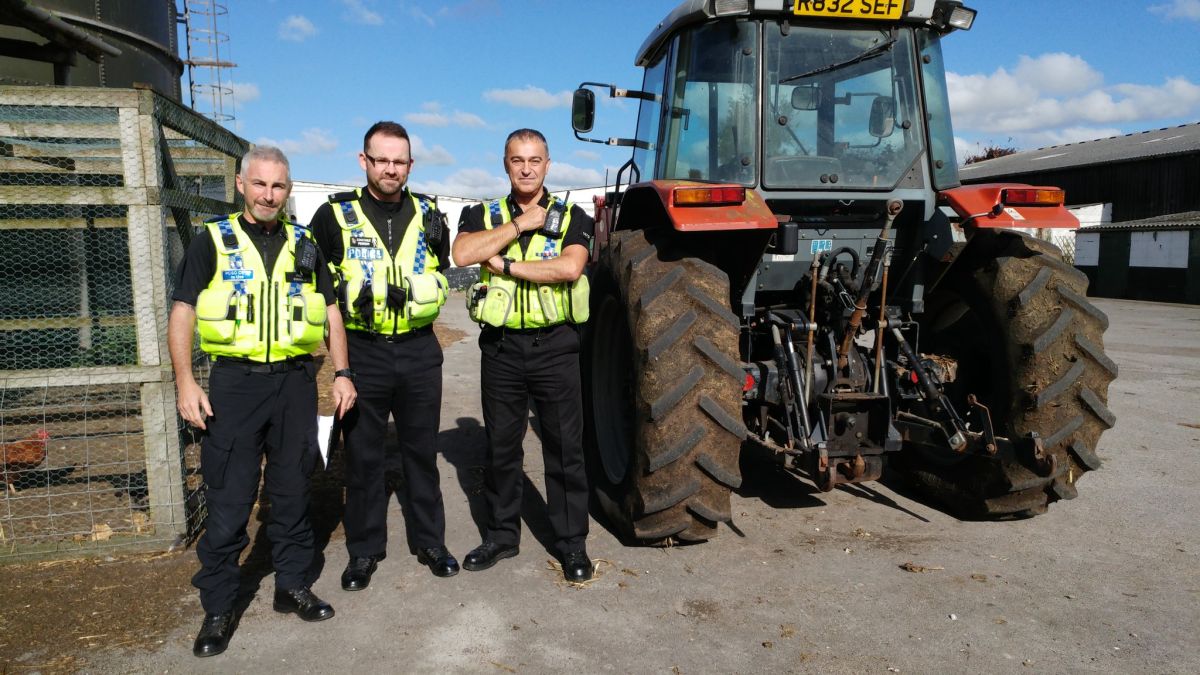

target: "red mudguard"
[940,183,1080,229]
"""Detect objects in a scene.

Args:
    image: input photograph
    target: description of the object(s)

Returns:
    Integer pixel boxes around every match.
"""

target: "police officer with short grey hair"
[170,145,356,658]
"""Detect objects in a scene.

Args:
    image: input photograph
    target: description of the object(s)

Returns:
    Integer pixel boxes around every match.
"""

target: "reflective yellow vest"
[194,214,327,362]
[329,189,448,334]
[469,196,589,329]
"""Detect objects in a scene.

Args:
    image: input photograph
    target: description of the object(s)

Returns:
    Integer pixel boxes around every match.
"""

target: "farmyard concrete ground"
[78,296,1200,673]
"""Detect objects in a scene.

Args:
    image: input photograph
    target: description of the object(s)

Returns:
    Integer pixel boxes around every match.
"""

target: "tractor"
[570,0,1117,543]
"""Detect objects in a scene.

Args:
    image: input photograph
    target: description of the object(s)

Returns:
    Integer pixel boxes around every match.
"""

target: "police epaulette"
[412,191,434,204]
[328,190,359,204]
[204,215,227,224]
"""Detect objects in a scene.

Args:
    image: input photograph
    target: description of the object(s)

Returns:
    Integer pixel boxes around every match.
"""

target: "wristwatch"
[334,368,356,382]
[502,257,513,276]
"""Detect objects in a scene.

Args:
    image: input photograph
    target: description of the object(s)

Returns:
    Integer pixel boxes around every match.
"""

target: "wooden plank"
[0,364,166,389]
[0,122,120,139]
[0,315,134,331]
[0,185,145,205]
[0,157,123,173]
[0,218,126,230]
[0,85,139,108]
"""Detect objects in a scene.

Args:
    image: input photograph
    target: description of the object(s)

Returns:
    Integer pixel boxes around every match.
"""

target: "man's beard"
[370,175,404,197]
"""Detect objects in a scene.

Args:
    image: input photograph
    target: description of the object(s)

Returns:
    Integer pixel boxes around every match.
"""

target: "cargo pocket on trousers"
[200,437,235,489]
[301,429,321,477]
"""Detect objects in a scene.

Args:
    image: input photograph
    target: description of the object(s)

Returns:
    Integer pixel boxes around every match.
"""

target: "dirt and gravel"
[2,296,1198,674]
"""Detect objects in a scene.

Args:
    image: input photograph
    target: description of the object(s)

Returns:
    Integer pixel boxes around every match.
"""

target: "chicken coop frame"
[0,85,248,559]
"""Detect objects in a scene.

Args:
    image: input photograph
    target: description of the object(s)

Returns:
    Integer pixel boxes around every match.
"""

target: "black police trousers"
[342,329,445,558]
[193,359,319,615]
[479,324,589,556]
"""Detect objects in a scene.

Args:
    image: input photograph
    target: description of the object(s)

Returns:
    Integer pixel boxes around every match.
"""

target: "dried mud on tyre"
[899,231,1116,517]
[587,229,745,543]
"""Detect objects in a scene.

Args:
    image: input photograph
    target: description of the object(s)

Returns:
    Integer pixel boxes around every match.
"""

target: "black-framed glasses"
[364,152,411,169]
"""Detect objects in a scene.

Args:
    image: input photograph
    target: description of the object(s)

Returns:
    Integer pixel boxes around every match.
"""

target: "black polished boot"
[341,555,382,591]
[417,546,460,577]
[562,550,594,583]
[273,586,335,622]
[192,612,235,657]
[462,541,519,571]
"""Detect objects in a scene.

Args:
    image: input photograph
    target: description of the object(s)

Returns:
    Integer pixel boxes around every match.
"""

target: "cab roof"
[636,0,969,66]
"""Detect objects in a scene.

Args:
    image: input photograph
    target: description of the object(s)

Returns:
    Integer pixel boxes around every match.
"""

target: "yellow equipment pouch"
[285,290,327,345]
[568,275,590,323]
[405,271,448,322]
[470,277,516,327]
[195,288,239,344]
[536,284,560,324]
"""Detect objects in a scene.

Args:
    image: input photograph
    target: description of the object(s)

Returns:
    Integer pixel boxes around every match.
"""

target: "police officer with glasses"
[309,121,458,591]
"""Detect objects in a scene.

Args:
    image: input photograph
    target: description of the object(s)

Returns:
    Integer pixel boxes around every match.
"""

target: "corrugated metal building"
[958,123,1200,304]
[959,123,1200,222]
[1075,212,1200,304]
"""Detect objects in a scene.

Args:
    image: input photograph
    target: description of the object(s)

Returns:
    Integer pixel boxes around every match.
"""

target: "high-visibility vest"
[470,196,589,329]
[194,214,327,361]
[328,188,447,334]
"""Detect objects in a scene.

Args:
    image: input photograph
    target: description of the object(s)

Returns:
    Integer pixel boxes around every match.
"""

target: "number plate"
[793,0,903,20]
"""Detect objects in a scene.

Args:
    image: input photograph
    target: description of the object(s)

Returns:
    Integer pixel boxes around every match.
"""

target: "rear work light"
[1001,188,1064,206]
[673,186,746,206]
[948,6,976,30]
[712,0,750,16]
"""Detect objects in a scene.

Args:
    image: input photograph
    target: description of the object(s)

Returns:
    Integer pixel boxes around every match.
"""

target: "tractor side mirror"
[572,89,596,133]
[791,85,820,111]
[869,96,895,138]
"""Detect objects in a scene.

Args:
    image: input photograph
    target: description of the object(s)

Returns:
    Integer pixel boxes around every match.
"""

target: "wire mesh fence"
[0,85,248,559]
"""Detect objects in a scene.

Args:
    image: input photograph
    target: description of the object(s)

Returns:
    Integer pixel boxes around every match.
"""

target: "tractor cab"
[574,0,972,203]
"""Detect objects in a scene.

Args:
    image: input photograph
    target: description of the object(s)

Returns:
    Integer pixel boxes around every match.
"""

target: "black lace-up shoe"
[417,546,460,577]
[192,612,235,657]
[341,555,381,591]
[562,550,594,583]
[273,586,335,622]
[462,541,519,571]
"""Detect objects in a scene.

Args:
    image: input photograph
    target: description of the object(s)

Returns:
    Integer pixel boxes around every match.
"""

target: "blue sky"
[199,0,1200,197]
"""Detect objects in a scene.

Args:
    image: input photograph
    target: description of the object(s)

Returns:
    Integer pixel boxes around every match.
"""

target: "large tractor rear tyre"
[898,230,1117,517]
[583,228,746,544]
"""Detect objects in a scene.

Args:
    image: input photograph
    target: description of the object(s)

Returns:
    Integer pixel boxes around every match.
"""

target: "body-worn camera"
[425,208,446,245]
[542,202,567,239]
[294,238,318,275]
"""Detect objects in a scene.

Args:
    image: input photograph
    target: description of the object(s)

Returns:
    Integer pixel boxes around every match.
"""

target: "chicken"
[2,429,50,495]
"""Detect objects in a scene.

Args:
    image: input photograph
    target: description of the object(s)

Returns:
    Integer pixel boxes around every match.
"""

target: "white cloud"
[410,135,456,167]
[342,0,383,25]
[1012,53,1102,95]
[1150,0,1200,20]
[405,112,450,127]
[405,106,487,129]
[483,85,573,109]
[411,168,510,199]
[547,162,604,189]
[228,81,260,104]
[452,111,487,128]
[573,149,600,161]
[278,15,317,42]
[948,53,1200,147]
[409,6,435,26]
[256,128,339,156]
